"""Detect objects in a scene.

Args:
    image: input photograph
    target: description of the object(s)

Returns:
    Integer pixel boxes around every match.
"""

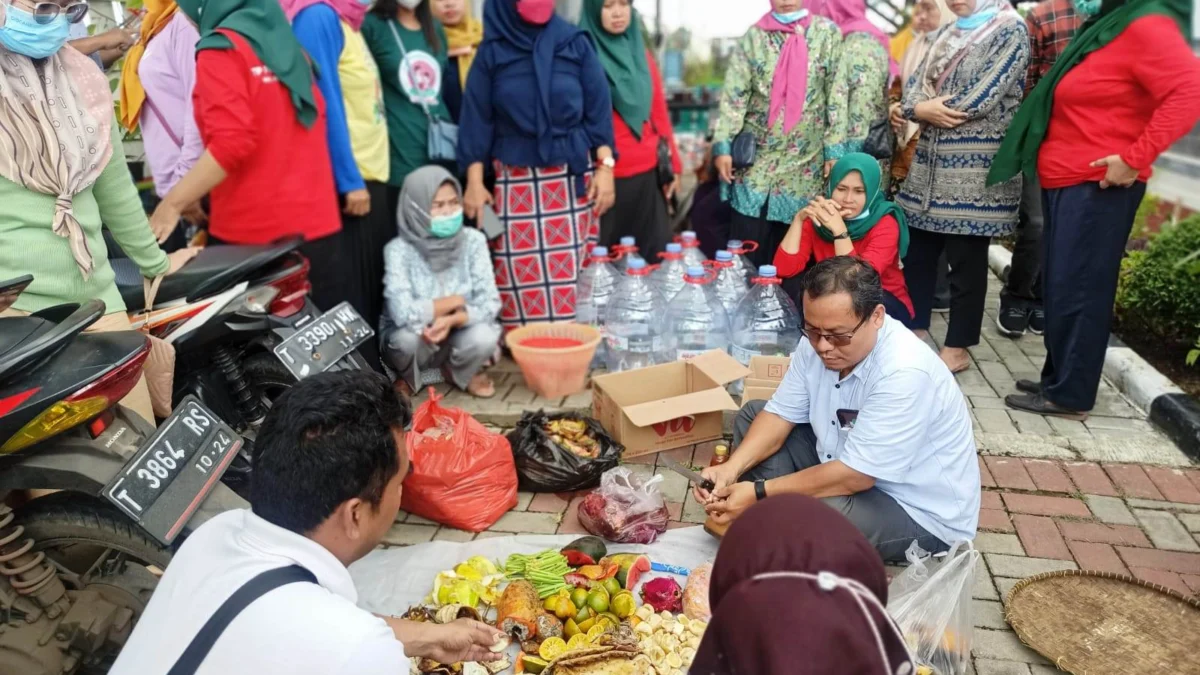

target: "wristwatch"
[754,479,768,501]
[598,156,616,170]
[833,232,852,241]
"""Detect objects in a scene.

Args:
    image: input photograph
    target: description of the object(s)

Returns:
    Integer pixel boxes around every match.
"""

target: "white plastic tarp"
[349,526,720,617]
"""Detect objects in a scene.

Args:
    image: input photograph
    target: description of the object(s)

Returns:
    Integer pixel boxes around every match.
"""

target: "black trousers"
[338,180,392,372]
[729,206,788,269]
[1040,181,1145,411]
[600,169,673,260]
[902,227,990,347]
[1003,175,1046,306]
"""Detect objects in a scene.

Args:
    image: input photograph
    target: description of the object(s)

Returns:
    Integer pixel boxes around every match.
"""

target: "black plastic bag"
[507,410,623,493]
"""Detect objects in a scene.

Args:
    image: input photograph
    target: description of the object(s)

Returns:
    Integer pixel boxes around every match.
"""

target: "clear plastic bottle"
[576,246,620,368]
[730,264,802,368]
[612,236,639,274]
[678,230,707,268]
[604,257,668,372]
[726,239,759,282]
[666,266,731,361]
[652,242,689,302]
[711,250,750,318]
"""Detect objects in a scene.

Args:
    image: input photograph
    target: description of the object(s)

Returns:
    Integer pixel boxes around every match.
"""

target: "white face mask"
[396,0,422,8]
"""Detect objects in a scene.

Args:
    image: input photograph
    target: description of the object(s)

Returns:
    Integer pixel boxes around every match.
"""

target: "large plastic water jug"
[604,257,668,372]
[666,266,731,361]
[577,246,620,368]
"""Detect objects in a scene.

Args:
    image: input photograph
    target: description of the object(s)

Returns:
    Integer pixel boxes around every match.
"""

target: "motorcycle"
[0,275,247,675]
[111,239,374,485]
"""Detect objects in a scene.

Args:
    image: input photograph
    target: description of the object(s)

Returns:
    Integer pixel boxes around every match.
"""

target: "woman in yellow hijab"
[117,0,207,236]
[431,0,483,122]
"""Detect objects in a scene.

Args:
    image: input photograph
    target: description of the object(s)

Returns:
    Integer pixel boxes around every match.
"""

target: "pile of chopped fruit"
[628,605,707,675]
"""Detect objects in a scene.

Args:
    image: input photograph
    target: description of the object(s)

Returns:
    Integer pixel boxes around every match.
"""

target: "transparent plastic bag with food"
[887,541,980,675]
[682,562,712,622]
[577,467,670,544]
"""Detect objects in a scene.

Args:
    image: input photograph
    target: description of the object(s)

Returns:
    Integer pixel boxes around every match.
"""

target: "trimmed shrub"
[1116,214,1200,349]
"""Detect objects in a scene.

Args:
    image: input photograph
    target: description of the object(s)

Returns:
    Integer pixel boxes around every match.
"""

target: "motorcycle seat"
[0,300,106,386]
[114,238,304,310]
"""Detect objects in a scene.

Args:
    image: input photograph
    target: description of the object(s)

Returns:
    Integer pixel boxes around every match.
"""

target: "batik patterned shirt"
[827,32,890,160]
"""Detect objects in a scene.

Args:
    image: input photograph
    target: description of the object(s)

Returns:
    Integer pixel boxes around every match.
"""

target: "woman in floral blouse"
[818,0,893,162]
[896,0,1028,373]
[711,0,843,268]
[381,166,501,397]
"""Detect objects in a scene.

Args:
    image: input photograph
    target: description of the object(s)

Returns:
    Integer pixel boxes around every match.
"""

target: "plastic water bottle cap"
[666,242,683,253]
[686,265,706,277]
[727,239,743,249]
[715,250,733,261]
[627,257,647,270]
[592,246,609,257]
[681,231,697,241]
[759,265,777,277]
[620,236,636,246]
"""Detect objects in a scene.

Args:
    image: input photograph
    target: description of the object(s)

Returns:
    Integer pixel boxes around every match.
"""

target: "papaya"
[560,536,607,567]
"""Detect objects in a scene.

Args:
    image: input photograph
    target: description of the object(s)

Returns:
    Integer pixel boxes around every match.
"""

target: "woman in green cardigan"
[0,4,195,420]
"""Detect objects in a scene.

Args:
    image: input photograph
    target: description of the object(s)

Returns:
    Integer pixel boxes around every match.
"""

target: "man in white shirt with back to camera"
[696,257,979,561]
[111,371,505,674]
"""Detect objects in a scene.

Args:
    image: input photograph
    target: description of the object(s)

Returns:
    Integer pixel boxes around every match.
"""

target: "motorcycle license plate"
[273,302,373,380]
[103,397,242,545]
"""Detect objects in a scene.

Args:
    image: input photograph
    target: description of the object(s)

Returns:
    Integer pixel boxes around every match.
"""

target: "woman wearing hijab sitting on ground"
[711,0,844,269]
[432,0,483,123]
[894,0,1028,374]
[774,153,913,326]
[285,0,391,368]
[690,494,914,675]
[578,0,682,259]
[382,166,501,398]
[148,0,348,313]
[0,0,198,423]
[458,0,615,330]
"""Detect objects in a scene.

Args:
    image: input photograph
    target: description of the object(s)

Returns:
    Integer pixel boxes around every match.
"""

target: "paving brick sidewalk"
[387,271,1199,673]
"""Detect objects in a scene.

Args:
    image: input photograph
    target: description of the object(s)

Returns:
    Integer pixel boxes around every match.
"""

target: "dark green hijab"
[578,0,653,138]
[176,0,318,128]
[988,0,1192,184]
[816,153,909,258]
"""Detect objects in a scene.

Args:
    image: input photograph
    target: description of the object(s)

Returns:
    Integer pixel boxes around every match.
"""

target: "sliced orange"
[538,637,567,661]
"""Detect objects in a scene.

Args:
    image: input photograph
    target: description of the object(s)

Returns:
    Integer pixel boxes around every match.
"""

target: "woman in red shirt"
[774,153,913,325]
[148,0,346,312]
[989,0,1200,419]
[578,0,682,258]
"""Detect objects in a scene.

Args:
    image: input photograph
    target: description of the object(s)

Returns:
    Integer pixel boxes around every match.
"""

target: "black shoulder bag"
[167,565,317,675]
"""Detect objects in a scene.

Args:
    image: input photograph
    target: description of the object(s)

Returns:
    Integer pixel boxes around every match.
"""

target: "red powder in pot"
[519,336,584,349]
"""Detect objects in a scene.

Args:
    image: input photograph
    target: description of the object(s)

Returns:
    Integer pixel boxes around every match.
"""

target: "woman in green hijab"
[147,0,352,316]
[578,0,681,259]
[775,153,915,325]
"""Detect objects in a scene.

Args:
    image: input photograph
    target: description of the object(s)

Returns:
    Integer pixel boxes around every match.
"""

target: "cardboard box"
[592,350,750,457]
[741,355,792,405]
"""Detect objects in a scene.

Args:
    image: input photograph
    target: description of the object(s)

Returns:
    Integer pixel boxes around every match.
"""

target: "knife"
[659,455,716,492]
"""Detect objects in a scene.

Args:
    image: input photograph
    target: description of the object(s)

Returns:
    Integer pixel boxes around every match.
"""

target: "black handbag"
[731,130,757,169]
[863,119,895,161]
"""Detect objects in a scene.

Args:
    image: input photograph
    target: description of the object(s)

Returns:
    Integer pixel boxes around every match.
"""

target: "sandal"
[465,373,496,399]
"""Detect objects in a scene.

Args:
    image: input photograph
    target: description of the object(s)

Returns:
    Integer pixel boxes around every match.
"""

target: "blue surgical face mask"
[955,4,999,30]
[847,207,872,222]
[0,4,70,59]
[430,209,464,238]
[1072,0,1102,16]
[771,9,809,24]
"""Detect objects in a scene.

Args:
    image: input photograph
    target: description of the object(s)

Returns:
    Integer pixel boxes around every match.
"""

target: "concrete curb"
[987,244,1200,461]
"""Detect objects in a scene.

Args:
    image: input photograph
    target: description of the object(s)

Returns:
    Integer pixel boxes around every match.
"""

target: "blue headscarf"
[482,0,583,168]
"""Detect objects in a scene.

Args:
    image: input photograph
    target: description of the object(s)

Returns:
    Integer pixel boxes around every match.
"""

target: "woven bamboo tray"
[1004,570,1200,674]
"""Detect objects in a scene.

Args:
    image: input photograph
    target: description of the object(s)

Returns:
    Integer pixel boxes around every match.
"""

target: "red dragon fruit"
[640,577,683,613]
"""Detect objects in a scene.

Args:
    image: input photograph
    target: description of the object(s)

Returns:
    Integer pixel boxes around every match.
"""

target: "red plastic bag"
[402,389,518,532]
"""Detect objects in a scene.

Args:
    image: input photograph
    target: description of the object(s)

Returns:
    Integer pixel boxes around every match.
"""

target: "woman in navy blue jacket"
[457,0,614,330]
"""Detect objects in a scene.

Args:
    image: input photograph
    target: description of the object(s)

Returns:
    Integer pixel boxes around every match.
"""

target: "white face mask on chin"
[397,0,422,9]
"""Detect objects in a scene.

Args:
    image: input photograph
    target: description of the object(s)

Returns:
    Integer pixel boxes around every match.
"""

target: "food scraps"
[639,578,683,614]
[496,580,540,641]
[430,556,505,609]
[544,418,601,459]
[436,604,482,624]
[505,550,572,598]
[630,605,707,675]
[681,563,711,622]
[560,536,607,567]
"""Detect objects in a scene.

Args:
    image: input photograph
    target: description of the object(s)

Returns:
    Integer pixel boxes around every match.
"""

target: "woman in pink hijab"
[816,0,895,170]
[710,0,844,268]
[286,0,392,370]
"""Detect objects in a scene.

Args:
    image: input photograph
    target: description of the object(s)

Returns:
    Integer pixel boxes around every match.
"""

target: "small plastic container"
[506,323,602,398]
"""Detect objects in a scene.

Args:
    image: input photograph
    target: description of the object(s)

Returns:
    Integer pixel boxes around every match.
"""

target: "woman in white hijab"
[888,0,953,186]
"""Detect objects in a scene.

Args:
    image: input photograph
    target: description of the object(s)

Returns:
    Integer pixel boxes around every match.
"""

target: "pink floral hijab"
[0,25,114,281]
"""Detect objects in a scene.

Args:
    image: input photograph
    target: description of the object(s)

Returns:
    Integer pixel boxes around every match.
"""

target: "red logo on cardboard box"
[652,416,696,437]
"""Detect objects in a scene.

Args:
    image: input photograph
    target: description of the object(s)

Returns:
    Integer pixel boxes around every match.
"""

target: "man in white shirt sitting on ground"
[696,257,980,561]
[112,371,505,674]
